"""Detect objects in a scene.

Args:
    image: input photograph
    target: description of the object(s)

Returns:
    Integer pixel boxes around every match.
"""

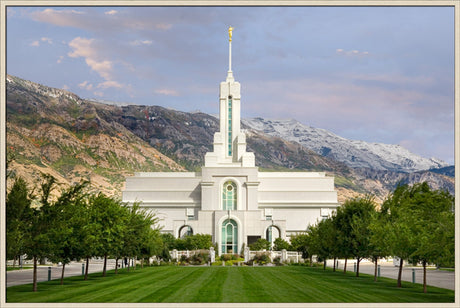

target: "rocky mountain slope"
[6,75,185,195]
[243,118,448,173]
[6,75,454,201]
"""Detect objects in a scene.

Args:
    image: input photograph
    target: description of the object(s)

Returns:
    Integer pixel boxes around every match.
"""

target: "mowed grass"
[7,265,454,303]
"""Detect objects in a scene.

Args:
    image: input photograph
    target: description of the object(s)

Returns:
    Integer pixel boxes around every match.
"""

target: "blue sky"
[6,5,455,164]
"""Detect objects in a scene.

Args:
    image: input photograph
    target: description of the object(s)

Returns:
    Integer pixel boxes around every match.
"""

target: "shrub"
[221,253,239,261]
[273,256,282,266]
[249,238,271,251]
[226,258,245,266]
[180,255,189,263]
[252,252,271,265]
[273,238,292,251]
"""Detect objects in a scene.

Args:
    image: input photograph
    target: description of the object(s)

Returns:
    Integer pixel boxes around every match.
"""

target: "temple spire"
[227,26,234,81]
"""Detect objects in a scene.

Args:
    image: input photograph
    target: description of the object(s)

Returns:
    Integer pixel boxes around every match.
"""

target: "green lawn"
[7,266,34,271]
[6,265,454,303]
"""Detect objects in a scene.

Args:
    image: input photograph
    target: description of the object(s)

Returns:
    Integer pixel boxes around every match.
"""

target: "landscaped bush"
[273,256,282,266]
[225,258,245,266]
[190,251,210,265]
[249,238,271,251]
[180,255,189,263]
[251,252,271,265]
[221,253,238,261]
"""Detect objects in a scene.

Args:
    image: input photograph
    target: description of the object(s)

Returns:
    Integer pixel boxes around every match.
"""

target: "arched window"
[222,181,237,210]
[221,219,238,254]
[266,225,281,247]
[178,225,193,238]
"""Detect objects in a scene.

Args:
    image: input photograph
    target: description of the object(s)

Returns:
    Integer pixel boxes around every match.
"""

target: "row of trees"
[6,174,162,292]
[289,182,454,293]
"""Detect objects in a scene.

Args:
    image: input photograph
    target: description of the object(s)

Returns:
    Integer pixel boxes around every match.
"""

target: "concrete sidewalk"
[6,260,119,288]
[326,259,455,290]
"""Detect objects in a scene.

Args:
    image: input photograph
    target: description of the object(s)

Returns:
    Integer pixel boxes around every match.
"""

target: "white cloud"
[57,56,64,64]
[31,8,85,28]
[97,80,123,89]
[336,48,369,57]
[68,37,114,80]
[130,40,153,46]
[78,80,94,91]
[155,89,179,96]
[94,91,104,97]
[41,37,53,44]
[105,10,118,15]
[30,37,53,47]
[62,85,69,90]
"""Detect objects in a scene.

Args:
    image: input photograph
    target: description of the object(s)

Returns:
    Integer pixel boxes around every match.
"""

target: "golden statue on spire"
[228,26,233,42]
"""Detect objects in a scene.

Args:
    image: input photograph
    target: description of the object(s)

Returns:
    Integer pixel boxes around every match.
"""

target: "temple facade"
[122,28,339,255]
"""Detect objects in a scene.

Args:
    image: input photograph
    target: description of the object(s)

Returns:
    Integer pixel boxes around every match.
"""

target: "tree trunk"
[13,256,17,269]
[344,258,348,274]
[60,263,66,285]
[333,257,336,272]
[423,260,427,293]
[374,258,378,282]
[127,258,130,272]
[141,258,144,269]
[323,259,326,270]
[103,254,107,277]
[33,256,38,292]
[356,257,360,277]
[84,257,89,280]
[397,258,403,288]
[115,258,119,274]
[309,255,313,267]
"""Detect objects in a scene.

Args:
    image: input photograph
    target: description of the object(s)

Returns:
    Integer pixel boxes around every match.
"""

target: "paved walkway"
[326,259,455,290]
[6,260,119,288]
[7,259,455,291]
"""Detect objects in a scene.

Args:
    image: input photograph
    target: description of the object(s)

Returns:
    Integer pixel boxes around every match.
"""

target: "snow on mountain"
[242,117,449,173]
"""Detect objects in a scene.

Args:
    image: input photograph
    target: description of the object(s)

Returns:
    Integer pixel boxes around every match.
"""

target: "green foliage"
[335,195,377,271]
[6,177,33,263]
[171,233,213,251]
[6,173,163,290]
[379,182,455,289]
[273,237,292,251]
[250,252,271,265]
[313,217,337,264]
[289,233,311,259]
[47,180,89,267]
[248,238,271,251]
[221,253,239,261]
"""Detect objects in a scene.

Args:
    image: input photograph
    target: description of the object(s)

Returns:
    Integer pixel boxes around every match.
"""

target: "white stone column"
[244,246,250,262]
[210,247,215,263]
[281,249,287,263]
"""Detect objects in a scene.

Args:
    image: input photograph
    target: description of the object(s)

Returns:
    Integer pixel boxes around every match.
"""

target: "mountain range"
[5,75,454,202]
[242,118,448,173]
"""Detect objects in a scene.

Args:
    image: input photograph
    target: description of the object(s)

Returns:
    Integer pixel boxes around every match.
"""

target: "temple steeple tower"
[204,27,255,167]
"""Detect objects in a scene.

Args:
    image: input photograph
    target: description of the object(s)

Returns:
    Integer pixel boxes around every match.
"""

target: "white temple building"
[122,27,339,255]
